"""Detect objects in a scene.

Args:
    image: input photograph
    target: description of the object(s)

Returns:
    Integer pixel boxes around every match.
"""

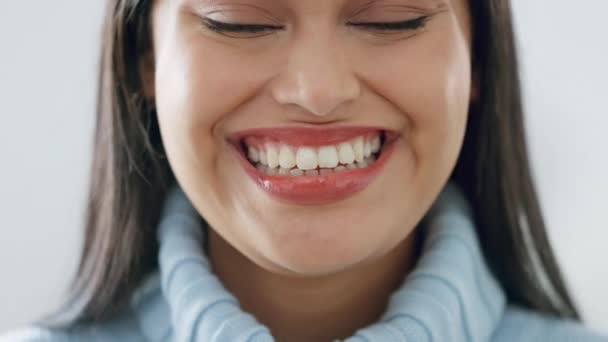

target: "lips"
[227,127,398,205]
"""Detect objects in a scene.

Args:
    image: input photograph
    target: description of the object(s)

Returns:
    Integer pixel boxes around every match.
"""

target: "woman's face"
[150,0,472,276]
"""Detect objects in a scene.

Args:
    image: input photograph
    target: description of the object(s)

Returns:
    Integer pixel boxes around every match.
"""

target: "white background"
[1,0,607,334]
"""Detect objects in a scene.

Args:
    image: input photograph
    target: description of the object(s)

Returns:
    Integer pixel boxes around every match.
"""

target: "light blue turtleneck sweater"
[2,182,607,341]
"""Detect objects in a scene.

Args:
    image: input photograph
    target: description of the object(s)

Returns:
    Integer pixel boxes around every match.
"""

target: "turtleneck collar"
[130,181,506,341]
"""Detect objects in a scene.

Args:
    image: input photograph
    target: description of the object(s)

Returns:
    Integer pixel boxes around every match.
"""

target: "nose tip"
[273,72,360,117]
[270,39,361,118]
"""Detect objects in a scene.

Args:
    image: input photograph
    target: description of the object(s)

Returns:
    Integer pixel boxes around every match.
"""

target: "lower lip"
[229,133,398,205]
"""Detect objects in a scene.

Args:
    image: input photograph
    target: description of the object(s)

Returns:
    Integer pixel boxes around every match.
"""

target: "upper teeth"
[245,134,382,171]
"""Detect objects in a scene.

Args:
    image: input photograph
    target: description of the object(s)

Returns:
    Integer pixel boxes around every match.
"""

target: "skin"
[148,0,473,340]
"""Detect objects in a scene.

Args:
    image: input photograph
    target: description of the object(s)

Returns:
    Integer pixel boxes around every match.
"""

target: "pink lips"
[227,127,398,205]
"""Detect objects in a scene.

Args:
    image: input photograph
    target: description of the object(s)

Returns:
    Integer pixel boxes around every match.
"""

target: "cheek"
[153,31,256,187]
[359,27,471,172]
[152,24,280,234]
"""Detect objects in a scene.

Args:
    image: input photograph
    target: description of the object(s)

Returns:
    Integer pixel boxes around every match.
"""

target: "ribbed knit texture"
[2,182,607,341]
[148,182,505,341]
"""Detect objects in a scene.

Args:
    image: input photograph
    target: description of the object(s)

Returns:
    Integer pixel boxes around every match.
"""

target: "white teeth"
[259,149,268,165]
[296,147,318,170]
[266,166,278,175]
[318,146,339,168]
[353,136,365,163]
[290,168,304,176]
[337,142,355,165]
[246,133,384,173]
[364,141,371,158]
[255,155,377,177]
[371,136,381,153]
[266,144,279,168]
[278,145,296,169]
[248,147,260,163]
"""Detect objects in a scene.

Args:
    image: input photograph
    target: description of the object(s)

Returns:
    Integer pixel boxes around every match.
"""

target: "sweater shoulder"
[492,305,608,342]
[0,308,147,342]
[0,326,70,342]
[1,273,170,342]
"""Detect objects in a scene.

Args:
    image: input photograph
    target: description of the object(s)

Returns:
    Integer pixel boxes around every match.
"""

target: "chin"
[257,228,375,277]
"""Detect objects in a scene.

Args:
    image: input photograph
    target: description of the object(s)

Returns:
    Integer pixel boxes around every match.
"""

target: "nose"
[270,32,361,118]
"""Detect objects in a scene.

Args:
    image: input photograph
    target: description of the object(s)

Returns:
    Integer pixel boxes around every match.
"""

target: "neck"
[207,228,422,342]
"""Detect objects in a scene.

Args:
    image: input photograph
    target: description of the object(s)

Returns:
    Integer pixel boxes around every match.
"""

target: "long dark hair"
[49,0,581,325]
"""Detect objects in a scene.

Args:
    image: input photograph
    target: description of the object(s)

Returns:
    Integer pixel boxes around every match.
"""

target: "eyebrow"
[202,0,448,6]
[199,0,449,14]
[429,0,449,9]
[356,0,448,10]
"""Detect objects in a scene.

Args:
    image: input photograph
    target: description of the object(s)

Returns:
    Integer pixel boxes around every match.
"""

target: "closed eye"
[202,18,283,36]
[347,16,429,31]
[202,16,430,37]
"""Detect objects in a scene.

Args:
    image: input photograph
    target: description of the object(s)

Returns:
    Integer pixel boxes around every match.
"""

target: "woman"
[3,0,606,341]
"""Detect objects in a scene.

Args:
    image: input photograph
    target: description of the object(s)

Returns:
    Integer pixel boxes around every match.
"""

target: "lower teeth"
[255,155,378,177]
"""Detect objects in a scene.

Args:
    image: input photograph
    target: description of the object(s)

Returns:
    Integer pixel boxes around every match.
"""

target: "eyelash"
[202,16,429,35]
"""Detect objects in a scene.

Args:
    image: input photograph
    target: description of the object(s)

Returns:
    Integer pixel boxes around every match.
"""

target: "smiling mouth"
[238,130,387,177]
[227,127,397,205]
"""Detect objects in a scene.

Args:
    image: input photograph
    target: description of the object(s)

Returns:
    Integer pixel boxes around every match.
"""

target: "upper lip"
[227,126,388,147]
